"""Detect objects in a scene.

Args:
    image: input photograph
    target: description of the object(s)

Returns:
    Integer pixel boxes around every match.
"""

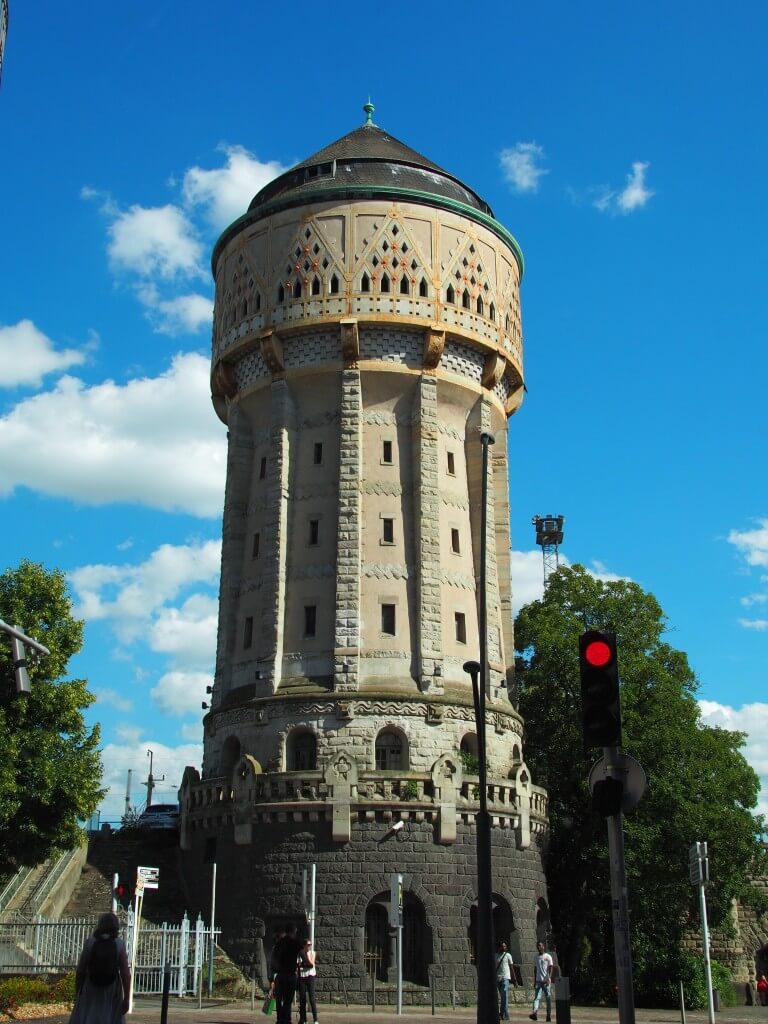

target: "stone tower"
[179,106,549,1001]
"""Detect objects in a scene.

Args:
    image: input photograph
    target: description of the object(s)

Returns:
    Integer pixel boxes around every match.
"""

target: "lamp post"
[463,429,498,1024]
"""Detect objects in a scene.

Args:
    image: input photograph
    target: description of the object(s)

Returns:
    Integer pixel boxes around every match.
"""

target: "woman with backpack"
[70,912,131,1024]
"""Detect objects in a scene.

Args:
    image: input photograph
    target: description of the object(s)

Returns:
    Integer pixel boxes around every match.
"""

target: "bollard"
[713,988,720,1012]
[555,976,571,1024]
[430,971,435,1015]
[746,982,754,1007]
[250,972,255,1011]
[452,974,456,1011]
[371,970,376,1013]
[679,979,686,1024]
[160,962,171,1024]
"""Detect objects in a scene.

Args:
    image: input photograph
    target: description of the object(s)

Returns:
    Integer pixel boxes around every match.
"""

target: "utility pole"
[145,749,165,807]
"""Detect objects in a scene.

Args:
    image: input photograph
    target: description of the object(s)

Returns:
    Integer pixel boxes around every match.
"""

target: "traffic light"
[114,877,131,907]
[579,629,621,748]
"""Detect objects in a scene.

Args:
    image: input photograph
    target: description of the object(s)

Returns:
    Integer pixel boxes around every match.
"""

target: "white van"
[137,803,180,830]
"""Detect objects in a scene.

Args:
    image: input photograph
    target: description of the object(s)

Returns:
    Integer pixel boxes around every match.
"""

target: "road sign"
[389,872,403,928]
[137,865,159,890]
[588,753,646,813]
[689,842,709,886]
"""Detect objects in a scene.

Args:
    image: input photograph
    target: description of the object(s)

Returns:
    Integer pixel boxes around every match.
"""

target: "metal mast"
[533,514,565,584]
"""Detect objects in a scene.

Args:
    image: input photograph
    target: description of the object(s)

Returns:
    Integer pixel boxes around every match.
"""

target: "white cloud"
[182,145,286,229]
[149,594,218,664]
[594,161,654,215]
[108,203,205,280]
[739,619,768,631]
[729,519,768,568]
[698,700,768,818]
[728,518,768,630]
[180,722,203,741]
[499,142,548,194]
[95,688,134,713]
[99,739,202,823]
[136,284,213,335]
[0,352,226,516]
[70,541,219,721]
[512,550,547,612]
[0,320,89,388]
[70,539,221,643]
[151,671,212,716]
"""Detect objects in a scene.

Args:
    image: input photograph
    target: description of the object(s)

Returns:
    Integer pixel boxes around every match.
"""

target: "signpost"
[390,872,403,1015]
[690,842,715,1024]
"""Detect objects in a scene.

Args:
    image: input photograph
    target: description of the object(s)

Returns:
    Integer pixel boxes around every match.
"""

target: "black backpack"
[88,934,119,987]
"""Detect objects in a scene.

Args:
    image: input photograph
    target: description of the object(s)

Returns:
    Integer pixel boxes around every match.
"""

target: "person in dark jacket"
[271,923,302,1024]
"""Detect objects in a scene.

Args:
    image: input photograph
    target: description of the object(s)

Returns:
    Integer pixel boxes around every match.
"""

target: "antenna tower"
[533,514,565,584]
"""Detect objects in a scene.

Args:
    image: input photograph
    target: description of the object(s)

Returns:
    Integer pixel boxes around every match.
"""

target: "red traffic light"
[115,883,127,898]
[584,639,612,667]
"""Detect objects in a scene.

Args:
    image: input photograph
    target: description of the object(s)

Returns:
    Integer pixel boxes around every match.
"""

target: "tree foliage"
[515,565,767,1006]
[0,560,103,869]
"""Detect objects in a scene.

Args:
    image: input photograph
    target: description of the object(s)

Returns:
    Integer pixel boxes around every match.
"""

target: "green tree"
[0,560,103,869]
[515,564,767,1006]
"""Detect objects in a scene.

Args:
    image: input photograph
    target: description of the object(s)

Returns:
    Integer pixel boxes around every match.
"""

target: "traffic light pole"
[604,744,635,1024]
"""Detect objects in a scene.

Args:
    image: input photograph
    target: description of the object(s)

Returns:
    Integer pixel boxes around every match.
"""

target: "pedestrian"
[529,940,553,1022]
[69,912,130,1024]
[297,937,319,1024]
[496,940,515,1020]
[757,973,768,1006]
[271,923,303,1024]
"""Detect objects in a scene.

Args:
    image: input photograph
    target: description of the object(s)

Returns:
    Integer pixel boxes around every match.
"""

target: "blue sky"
[1,1,766,823]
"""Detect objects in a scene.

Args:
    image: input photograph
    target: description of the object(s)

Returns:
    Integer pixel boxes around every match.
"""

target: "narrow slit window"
[311,276,321,296]
[313,442,323,465]
[293,278,302,299]
[330,274,340,294]
[278,284,285,303]
[309,519,320,546]
[399,275,409,295]
[252,532,260,559]
[304,605,317,638]
[489,302,495,321]
[255,292,261,311]
[455,612,467,645]
[446,284,455,304]
[382,440,393,464]
[259,456,267,479]
[243,616,253,649]
[462,289,471,309]
[241,299,248,319]
[380,274,390,294]
[477,296,484,316]
[381,604,396,636]
[382,518,394,544]
[361,272,370,293]
[447,451,456,475]
[419,278,428,297]
[451,528,461,554]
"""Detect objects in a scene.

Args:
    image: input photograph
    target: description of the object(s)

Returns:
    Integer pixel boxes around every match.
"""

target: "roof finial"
[363,97,375,126]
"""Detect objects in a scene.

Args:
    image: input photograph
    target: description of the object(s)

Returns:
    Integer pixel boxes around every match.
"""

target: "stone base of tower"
[180,817,549,1004]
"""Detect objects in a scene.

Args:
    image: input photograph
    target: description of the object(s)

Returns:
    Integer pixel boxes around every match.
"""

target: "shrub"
[460,750,480,775]
[0,973,76,1012]
[401,780,418,800]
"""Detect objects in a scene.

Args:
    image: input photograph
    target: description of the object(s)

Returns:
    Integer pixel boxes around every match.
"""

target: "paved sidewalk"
[20,999,768,1024]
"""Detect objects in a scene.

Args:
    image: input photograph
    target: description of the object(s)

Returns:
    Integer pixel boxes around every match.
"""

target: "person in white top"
[529,941,553,1022]
[495,941,515,1020]
[297,938,318,1024]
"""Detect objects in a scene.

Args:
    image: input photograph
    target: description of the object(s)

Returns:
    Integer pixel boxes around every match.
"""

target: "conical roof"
[248,120,493,216]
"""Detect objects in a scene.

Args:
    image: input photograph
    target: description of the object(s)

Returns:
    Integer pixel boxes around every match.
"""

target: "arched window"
[399,275,409,295]
[375,728,405,770]
[278,284,285,303]
[446,284,455,304]
[380,274,390,294]
[419,278,428,297]
[330,274,340,294]
[293,278,302,299]
[365,892,431,985]
[221,735,241,779]
[241,299,248,319]
[505,314,511,333]
[476,295,484,316]
[489,302,495,321]
[287,730,317,771]
[462,289,471,310]
[255,292,261,311]
[311,276,321,296]
[361,272,370,293]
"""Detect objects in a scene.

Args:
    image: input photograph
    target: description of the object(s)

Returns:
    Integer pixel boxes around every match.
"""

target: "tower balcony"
[179,760,548,850]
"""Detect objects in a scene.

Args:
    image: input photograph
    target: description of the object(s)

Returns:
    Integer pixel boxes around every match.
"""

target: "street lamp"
[463,429,498,1024]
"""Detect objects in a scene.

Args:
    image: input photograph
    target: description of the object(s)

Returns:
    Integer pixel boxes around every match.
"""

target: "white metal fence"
[0,911,220,995]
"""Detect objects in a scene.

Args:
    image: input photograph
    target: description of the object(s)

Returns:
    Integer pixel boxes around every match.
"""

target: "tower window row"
[243,606,468,645]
